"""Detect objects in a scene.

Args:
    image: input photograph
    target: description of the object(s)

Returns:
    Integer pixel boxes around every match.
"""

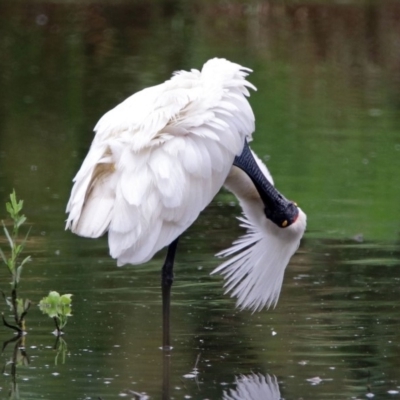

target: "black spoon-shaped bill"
[233,140,299,228]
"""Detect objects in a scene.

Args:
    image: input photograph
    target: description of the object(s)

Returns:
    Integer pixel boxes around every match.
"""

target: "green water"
[1,1,400,399]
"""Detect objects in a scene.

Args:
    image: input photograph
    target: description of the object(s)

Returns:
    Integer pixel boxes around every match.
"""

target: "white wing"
[66,58,256,265]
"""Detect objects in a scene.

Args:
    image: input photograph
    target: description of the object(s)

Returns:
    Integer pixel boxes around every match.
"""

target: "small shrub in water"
[39,291,73,334]
[0,190,31,332]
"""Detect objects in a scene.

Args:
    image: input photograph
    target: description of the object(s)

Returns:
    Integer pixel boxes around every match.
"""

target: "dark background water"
[1,1,400,399]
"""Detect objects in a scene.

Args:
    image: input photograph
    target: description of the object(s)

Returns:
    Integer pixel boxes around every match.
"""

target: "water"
[1,1,400,399]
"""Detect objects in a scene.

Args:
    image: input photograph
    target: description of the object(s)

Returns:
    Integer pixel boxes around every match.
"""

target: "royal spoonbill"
[66,58,306,349]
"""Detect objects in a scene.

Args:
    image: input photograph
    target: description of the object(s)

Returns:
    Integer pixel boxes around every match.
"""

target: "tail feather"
[73,190,114,237]
[66,151,116,238]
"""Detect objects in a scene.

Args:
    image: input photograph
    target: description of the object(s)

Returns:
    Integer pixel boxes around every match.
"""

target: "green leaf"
[3,225,14,250]
[1,290,13,309]
[24,299,31,312]
[0,247,7,264]
[6,202,13,217]
[48,291,61,302]
[16,298,25,316]
[7,258,14,272]
[46,292,61,309]
[10,190,22,214]
[60,294,72,305]
[19,226,32,251]
[5,297,13,309]
[20,255,31,266]
[38,296,59,318]
[16,264,23,284]
[16,215,26,228]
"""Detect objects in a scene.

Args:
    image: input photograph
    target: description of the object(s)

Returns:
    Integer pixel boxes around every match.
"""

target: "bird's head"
[265,199,299,228]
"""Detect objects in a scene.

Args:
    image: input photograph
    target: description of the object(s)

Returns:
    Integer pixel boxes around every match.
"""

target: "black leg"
[161,236,179,351]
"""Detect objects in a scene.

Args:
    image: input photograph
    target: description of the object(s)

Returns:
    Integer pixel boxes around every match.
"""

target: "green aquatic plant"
[0,190,31,288]
[38,291,73,335]
[0,190,31,332]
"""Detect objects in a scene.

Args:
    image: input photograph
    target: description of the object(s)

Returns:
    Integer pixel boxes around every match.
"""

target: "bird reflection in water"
[223,374,281,400]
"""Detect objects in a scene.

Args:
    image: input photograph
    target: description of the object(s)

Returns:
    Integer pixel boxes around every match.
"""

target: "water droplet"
[36,14,48,25]
[307,376,322,385]
[368,109,382,117]
[23,95,34,104]
[183,373,196,379]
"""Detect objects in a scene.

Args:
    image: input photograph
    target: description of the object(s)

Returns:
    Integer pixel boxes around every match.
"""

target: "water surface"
[1,1,400,399]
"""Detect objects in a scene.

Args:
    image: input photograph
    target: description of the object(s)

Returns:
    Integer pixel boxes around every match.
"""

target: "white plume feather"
[213,155,307,312]
[213,210,306,311]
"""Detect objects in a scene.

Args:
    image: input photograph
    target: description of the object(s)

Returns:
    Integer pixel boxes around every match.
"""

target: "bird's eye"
[281,220,288,227]
[293,202,298,207]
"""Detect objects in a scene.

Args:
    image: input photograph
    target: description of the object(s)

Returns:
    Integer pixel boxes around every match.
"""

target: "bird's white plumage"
[213,156,307,312]
[66,58,256,265]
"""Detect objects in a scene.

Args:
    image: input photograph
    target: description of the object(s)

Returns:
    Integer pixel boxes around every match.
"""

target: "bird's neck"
[224,165,266,225]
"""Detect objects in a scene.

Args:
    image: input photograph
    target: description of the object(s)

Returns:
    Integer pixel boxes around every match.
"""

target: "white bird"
[66,58,306,349]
